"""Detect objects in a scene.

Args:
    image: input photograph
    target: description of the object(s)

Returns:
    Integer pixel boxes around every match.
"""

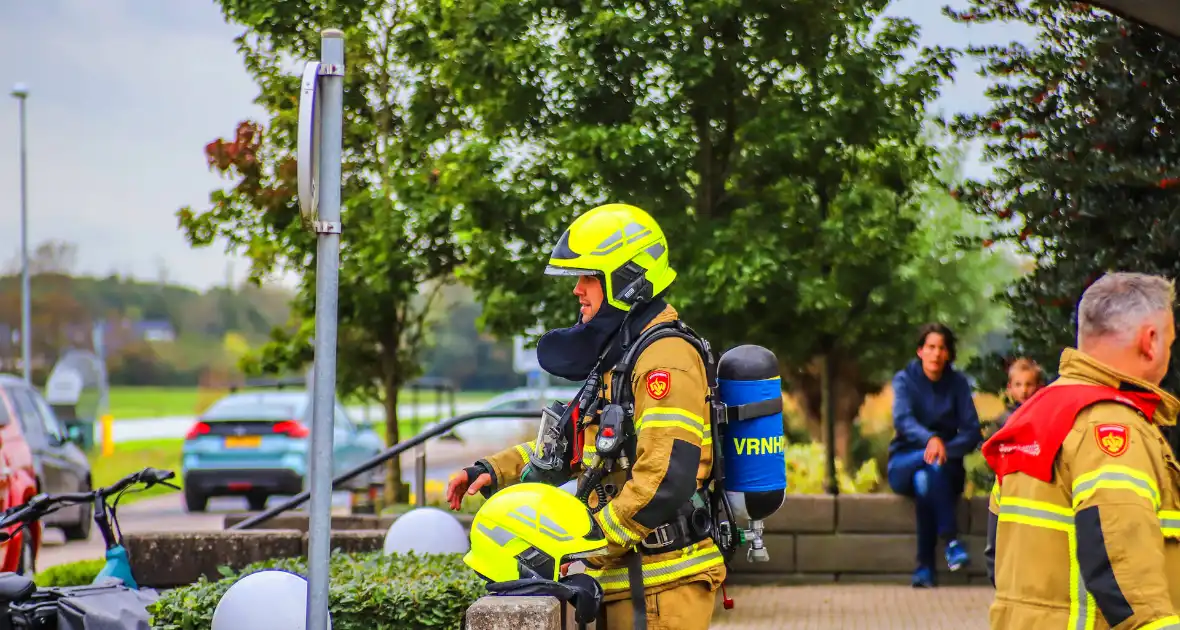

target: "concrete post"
[465,596,561,630]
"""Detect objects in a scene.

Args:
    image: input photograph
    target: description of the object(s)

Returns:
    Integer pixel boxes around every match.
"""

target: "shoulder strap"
[601,319,714,466]
[609,319,716,407]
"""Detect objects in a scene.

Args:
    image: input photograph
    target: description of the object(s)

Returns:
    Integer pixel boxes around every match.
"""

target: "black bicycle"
[0,467,179,630]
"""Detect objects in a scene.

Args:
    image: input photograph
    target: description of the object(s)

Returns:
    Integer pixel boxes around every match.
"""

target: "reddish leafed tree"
[946,1,1180,398]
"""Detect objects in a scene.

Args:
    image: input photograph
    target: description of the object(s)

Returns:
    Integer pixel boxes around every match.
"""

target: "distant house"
[87,317,177,358]
[134,319,176,343]
[0,318,176,373]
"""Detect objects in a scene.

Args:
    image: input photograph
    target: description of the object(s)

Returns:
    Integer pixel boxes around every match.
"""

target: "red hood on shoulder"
[981,384,1161,484]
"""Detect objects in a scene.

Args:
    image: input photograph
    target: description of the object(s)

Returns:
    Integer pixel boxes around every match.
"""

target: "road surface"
[39,419,534,570]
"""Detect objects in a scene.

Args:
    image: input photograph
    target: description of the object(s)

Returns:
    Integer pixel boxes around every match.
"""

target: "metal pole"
[414,442,427,507]
[306,29,344,630]
[12,84,30,384]
[411,384,419,434]
[412,386,429,507]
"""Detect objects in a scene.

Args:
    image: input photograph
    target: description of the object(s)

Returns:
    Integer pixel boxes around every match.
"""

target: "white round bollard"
[383,506,469,555]
[212,569,331,630]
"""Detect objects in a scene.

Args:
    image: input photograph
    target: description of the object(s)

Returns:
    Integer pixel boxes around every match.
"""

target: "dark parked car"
[0,377,92,541]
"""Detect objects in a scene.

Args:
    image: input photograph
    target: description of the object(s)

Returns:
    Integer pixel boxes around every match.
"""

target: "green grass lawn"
[89,439,185,505]
[106,386,498,419]
[107,387,204,419]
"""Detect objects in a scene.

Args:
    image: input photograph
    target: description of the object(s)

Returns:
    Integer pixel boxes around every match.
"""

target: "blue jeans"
[887,448,966,568]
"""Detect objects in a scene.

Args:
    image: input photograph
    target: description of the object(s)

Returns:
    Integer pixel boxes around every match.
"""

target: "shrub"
[149,551,484,630]
[848,421,893,484]
[34,558,105,587]
[786,442,880,494]
[964,450,995,497]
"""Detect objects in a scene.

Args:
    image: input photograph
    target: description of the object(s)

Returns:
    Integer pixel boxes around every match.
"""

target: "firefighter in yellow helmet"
[447,203,725,629]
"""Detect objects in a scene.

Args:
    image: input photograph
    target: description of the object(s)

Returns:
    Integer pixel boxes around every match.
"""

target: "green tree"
[943,3,1180,393]
[407,0,1019,458]
[176,1,515,500]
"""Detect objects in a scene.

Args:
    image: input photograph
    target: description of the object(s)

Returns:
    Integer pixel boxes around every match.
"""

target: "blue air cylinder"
[718,345,787,524]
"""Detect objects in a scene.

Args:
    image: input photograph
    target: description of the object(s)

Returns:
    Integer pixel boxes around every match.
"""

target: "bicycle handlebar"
[0,467,177,540]
[99,467,175,498]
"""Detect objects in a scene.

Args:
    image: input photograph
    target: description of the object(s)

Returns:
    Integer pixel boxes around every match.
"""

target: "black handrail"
[229,409,543,530]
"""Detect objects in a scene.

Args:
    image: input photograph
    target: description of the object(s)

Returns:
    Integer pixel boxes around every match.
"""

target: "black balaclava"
[536,277,666,381]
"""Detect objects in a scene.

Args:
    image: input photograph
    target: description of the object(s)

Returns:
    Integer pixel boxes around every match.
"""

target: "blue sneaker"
[911,565,935,588]
[945,539,969,572]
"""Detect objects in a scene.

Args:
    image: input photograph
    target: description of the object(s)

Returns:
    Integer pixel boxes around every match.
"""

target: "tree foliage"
[944,1,1180,392]
[405,0,1021,456]
[176,0,518,498]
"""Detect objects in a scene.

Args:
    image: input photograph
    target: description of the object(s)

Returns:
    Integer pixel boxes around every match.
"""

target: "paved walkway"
[710,585,992,629]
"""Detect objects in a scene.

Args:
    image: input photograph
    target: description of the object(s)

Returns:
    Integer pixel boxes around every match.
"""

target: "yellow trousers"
[599,581,716,630]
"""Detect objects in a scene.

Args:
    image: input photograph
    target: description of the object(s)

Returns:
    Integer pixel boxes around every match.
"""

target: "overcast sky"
[0,1,1034,291]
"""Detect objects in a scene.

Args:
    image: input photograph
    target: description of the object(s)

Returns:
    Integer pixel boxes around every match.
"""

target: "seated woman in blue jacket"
[887,322,982,588]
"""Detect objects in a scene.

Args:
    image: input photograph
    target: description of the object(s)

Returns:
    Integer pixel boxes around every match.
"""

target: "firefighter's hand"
[925,436,947,466]
[446,469,492,511]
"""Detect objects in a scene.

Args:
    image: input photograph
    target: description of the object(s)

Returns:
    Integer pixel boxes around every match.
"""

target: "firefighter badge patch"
[646,370,671,400]
[1094,423,1129,457]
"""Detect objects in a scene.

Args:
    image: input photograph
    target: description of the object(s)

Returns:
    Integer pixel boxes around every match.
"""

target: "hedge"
[34,558,105,587]
[149,551,485,630]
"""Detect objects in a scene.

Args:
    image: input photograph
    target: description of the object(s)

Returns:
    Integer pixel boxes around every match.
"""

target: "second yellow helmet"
[463,483,609,583]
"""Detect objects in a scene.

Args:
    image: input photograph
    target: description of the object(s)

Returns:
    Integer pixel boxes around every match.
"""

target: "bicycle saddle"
[0,572,34,602]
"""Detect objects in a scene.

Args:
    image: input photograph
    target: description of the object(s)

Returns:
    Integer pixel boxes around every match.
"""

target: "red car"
[0,375,52,575]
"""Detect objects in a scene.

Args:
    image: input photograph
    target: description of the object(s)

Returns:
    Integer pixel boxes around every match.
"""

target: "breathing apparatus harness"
[513,294,782,629]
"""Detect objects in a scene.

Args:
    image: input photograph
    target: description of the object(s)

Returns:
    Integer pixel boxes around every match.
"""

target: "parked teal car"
[181,389,384,512]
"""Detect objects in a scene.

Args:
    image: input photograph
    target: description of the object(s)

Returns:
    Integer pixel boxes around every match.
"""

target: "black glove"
[465,461,497,498]
[485,574,604,624]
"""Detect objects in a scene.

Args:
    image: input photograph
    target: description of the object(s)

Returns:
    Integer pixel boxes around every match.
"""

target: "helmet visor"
[544,264,598,277]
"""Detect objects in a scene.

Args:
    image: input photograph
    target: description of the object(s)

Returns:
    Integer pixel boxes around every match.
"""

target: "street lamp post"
[11,83,30,384]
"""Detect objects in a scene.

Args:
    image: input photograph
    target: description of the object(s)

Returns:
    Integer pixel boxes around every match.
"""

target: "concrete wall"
[126,529,390,588]
[125,495,991,589]
[725,494,992,585]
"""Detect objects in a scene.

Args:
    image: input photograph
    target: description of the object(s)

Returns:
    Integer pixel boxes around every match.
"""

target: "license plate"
[224,436,262,448]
